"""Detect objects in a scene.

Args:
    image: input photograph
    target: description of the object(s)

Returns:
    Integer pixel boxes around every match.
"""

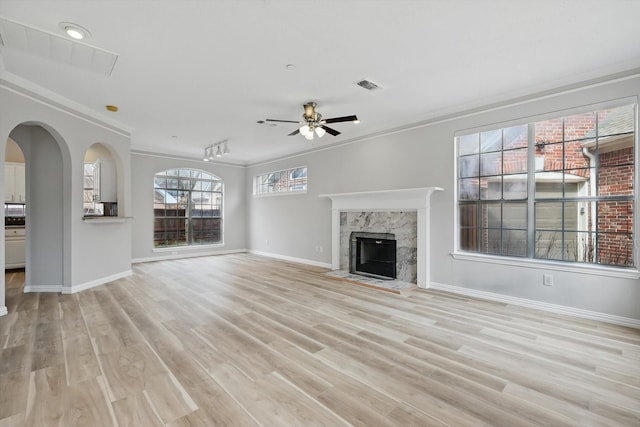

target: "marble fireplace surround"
[320,187,443,289]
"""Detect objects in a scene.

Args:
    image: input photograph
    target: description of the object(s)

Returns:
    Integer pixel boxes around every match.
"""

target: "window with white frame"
[254,166,307,195]
[83,163,103,216]
[153,169,223,248]
[457,103,636,267]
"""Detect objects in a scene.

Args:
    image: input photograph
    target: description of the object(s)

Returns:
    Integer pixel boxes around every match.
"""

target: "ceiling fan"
[265,102,359,140]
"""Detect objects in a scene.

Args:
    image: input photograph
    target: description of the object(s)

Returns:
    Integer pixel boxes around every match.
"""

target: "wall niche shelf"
[82,216,132,224]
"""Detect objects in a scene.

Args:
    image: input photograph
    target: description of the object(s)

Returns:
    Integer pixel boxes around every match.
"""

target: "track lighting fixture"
[203,140,230,161]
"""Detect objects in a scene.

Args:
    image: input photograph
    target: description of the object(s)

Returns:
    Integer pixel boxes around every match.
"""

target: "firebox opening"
[349,232,397,280]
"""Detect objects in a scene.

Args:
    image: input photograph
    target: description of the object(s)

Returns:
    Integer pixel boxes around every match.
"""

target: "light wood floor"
[1,254,640,426]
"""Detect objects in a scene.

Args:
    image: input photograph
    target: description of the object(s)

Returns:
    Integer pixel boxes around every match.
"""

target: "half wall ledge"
[319,187,443,288]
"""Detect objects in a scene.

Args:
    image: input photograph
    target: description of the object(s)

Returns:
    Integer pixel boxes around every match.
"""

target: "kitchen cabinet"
[5,227,25,268]
[4,162,25,203]
[93,158,116,203]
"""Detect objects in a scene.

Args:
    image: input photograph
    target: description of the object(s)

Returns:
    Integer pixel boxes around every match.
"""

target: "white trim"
[131,149,246,168]
[62,270,133,294]
[451,252,640,279]
[249,250,332,269]
[133,248,247,264]
[0,72,131,137]
[0,306,7,316]
[24,285,63,293]
[429,281,640,329]
[253,189,308,198]
[319,187,444,212]
[153,243,226,253]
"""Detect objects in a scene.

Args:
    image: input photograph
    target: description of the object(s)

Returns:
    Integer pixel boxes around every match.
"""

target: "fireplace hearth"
[349,232,397,280]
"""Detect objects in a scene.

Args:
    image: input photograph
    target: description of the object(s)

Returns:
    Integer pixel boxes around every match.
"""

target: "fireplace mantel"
[320,187,443,288]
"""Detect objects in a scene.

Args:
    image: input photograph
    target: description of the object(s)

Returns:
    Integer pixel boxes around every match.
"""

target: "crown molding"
[0,71,132,137]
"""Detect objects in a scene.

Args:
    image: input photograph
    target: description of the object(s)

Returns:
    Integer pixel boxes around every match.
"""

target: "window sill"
[451,252,640,279]
[254,190,307,198]
[153,243,225,253]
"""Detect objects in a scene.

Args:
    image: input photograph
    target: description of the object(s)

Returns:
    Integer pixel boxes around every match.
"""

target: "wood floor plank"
[2,255,640,426]
[3,308,38,349]
[211,363,350,427]
[59,297,89,340]
[142,372,198,424]
[24,365,66,427]
[184,378,260,427]
[60,376,115,427]
[0,413,24,427]
[0,370,30,420]
[112,392,164,427]
[63,333,101,386]
[98,342,167,402]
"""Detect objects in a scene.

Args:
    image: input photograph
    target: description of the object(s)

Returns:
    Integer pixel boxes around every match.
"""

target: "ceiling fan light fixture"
[315,126,326,138]
[299,124,311,136]
[304,132,314,141]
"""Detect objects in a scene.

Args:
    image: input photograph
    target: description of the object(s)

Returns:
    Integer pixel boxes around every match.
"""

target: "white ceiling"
[1,0,639,165]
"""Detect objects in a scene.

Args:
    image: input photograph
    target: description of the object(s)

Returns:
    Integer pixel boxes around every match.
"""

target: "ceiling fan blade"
[324,115,358,124]
[265,119,300,123]
[321,125,341,136]
[288,129,300,136]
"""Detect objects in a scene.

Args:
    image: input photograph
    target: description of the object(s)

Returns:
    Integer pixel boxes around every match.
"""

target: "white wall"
[130,153,247,262]
[0,81,132,304]
[246,74,640,322]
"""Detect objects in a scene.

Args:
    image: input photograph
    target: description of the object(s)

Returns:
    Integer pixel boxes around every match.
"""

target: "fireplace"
[320,187,443,288]
[350,232,397,280]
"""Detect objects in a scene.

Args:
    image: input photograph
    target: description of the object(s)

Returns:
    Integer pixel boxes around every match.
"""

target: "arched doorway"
[5,123,69,295]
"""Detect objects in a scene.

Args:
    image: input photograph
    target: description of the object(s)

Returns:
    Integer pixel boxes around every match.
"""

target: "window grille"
[457,103,636,267]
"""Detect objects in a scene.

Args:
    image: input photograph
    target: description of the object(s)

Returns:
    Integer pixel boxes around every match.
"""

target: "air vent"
[0,17,118,75]
[356,79,381,91]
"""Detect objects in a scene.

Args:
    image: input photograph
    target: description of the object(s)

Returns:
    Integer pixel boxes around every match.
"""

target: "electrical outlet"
[543,274,554,286]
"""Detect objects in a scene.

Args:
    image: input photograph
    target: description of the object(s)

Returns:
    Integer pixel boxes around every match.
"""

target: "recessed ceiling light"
[285,64,296,70]
[106,105,118,112]
[59,22,91,40]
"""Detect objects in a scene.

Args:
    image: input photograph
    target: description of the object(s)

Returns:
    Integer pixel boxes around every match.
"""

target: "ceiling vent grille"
[0,17,118,75]
[356,79,381,91]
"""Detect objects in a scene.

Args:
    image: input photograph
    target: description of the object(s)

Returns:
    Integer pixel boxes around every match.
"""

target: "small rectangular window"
[254,166,307,195]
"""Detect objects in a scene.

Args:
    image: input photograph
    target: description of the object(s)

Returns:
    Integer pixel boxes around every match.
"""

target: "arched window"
[153,169,223,247]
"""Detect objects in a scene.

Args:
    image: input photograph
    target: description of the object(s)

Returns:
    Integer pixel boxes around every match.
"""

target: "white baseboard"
[132,248,247,264]
[249,250,332,269]
[0,306,7,316]
[24,285,63,293]
[429,281,640,329]
[62,270,133,294]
